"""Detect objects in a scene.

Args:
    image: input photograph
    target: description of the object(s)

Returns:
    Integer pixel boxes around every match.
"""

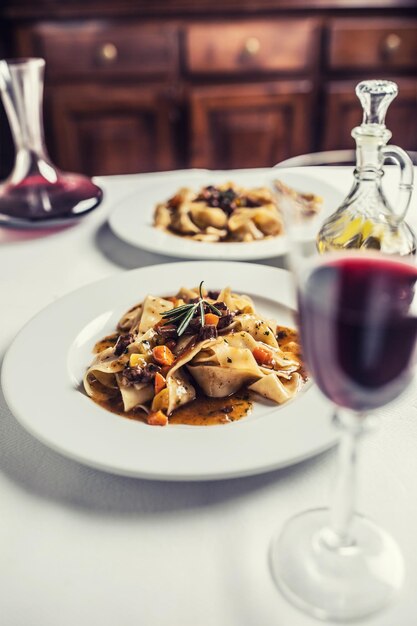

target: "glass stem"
[326,408,365,549]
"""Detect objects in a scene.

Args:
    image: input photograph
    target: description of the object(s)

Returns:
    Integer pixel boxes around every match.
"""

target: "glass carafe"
[317,80,415,256]
[0,58,103,227]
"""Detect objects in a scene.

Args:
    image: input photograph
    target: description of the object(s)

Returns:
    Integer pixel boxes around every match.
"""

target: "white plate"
[2,262,335,481]
[108,168,344,260]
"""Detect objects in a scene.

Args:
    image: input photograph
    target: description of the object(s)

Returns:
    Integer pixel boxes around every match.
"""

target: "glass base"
[270,508,404,622]
[0,172,103,225]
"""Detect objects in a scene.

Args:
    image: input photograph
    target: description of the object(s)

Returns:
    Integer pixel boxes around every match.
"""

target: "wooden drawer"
[23,22,179,78]
[190,80,314,168]
[328,19,417,70]
[185,19,319,74]
[49,84,179,175]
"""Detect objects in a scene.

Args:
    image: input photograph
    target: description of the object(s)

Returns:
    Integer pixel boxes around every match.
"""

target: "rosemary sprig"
[161,303,193,317]
[198,280,206,327]
[199,299,205,327]
[199,281,223,317]
[206,301,223,316]
[177,306,196,336]
[160,281,222,336]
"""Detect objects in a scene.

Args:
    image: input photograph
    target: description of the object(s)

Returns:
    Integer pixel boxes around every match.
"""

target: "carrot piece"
[147,410,168,426]
[252,346,274,367]
[152,345,175,366]
[159,365,171,377]
[154,371,166,395]
[204,313,220,327]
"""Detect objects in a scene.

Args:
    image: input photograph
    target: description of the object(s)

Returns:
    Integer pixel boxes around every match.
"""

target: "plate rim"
[1,261,335,481]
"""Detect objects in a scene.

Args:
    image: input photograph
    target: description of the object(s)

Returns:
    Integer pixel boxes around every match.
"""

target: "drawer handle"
[383,33,402,55]
[243,37,261,56]
[98,42,119,63]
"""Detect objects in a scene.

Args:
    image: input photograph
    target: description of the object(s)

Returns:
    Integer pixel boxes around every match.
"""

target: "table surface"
[1,167,417,626]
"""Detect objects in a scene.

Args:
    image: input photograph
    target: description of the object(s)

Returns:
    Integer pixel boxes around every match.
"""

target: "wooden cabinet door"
[322,79,417,152]
[47,84,180,176]
[189,81,314,169]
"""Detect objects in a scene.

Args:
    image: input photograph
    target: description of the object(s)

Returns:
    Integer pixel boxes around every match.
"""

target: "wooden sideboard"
[0,1,416,177]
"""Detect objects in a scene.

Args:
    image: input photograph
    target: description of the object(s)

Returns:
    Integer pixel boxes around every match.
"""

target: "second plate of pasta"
[108,168,344,260]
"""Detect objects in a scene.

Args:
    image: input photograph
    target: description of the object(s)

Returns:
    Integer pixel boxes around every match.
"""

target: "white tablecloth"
[1,167,417,626]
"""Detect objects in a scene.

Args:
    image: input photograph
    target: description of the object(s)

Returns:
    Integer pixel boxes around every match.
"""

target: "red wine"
[0,173,103,221]
[299,256,417,411]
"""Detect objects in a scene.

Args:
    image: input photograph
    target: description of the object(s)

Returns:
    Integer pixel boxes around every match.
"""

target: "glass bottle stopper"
[356,80,398,126]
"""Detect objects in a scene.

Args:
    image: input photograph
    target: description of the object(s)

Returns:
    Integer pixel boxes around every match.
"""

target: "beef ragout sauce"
[90,321,303,426]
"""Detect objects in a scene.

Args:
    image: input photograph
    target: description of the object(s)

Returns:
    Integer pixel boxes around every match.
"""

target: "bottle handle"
[381,145,414,223]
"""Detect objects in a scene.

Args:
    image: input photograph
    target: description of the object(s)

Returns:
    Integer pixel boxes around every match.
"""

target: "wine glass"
[269,190,417,621]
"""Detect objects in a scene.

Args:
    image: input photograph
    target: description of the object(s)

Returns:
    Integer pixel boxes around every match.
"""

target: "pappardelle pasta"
[83,284,306,426]
[153,181,322,243]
